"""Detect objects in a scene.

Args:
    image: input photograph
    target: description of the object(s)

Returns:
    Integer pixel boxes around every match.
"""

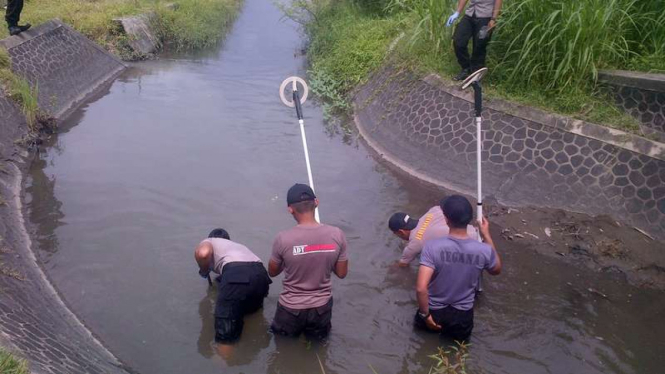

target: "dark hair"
[440,195,473,229]
[290,199,316,214]
[208,228,230,240]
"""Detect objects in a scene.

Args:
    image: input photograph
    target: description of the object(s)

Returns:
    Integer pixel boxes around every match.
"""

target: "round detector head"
[461,67,488,90]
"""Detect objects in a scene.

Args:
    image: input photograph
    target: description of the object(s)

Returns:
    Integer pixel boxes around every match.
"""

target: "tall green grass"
[305,1,401,111]
[0,47,39,131]
[0,349,29,374]
[491,0,664,93]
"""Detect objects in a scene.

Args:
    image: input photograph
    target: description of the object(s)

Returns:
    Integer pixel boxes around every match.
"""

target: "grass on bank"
[301,0,665,134]
[0,349,29,374]
[0,0,242,56]
[0,47,39,130]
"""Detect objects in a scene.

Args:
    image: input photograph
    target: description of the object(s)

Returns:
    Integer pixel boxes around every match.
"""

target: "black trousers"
[214,262,271,343]
[453,15,493,72]
[270,298,333,341]
[414,307,474,341]
[5,0,23,27]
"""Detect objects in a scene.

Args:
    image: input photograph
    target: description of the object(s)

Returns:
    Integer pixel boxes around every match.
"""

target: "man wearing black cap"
[415,195,502,341]
[389,206,477,267]
[268,183,348,340]
[5,0,30,36]
[194,228,271,349]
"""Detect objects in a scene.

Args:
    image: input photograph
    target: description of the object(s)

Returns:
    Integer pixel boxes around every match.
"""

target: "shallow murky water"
[25,0,665,373]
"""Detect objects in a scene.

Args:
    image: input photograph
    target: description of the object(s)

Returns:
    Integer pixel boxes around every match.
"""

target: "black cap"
[388,212,419,232]
[286,183,316,206]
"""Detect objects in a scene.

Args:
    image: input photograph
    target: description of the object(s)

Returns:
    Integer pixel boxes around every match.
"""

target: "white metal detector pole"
[462,67,488,293]
[280,77,320,222]
[461,67,488,228]
[476,115,483,224]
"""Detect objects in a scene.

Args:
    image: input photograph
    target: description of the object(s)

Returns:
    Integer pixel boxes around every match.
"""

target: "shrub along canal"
[23,0,665,373]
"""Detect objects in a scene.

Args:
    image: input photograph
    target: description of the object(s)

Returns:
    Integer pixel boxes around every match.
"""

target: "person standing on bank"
[446,0,503,81]
[389,206,478,267]
[194,228,272,346]
[5,0,30,36]
[415,195,502,341]
[269,183,348,340]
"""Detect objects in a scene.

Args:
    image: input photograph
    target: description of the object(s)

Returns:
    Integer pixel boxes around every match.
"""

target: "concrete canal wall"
[599,70,665,142]
[354,66,665,240]
[0,21,130,374]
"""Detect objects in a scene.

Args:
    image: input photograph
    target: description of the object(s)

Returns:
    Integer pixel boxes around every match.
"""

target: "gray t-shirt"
[400,206,478,264]
[271,224,348,309]
[201,238,262,275]
[465,0,495,18]
[420,237,497,311]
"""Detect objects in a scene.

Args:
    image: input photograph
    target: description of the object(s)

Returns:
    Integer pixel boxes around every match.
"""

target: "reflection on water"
[25,0,665,373]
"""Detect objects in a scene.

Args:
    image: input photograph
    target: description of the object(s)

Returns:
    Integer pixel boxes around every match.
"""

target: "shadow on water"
[23,0,665,373]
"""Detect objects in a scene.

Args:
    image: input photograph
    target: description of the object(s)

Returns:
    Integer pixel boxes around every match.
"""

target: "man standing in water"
[446,0,503,81]
[194,228,271,347]
[389,205,478,267]
[5,0,30,36]
[269,183,348,340]
[415,195,502,341]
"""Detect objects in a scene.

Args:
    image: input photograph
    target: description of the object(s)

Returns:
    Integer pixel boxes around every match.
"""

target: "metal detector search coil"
[279,76,320,223]
[279,77,309,107]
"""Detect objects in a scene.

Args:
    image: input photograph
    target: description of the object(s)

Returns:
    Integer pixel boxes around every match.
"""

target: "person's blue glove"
[446,12,459,27]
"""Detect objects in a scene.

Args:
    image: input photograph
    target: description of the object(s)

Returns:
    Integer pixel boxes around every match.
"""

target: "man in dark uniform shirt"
[446,0,504,81]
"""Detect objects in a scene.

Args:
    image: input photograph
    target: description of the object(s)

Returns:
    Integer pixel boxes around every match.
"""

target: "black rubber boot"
[453,68,471,81]
[8,23,30,36]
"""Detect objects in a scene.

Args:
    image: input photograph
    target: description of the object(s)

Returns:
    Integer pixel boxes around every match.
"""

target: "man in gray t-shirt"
[269,184,348,340]
[194,228,271,349]
[415,195,502,341]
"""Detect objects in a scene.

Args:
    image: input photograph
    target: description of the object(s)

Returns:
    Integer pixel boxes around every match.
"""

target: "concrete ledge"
[599,70,665,92]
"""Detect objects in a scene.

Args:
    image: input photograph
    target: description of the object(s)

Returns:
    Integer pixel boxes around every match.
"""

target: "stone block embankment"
[354,66,665,240]
[599,70,665,141]
[0,19,126,119]
[0,20,130,374]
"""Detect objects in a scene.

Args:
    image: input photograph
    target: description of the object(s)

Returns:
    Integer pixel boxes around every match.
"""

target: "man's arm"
[334,229,349,278]
[268,259,283,277]
[492,0,503,19]
[268,235,284,277]
[194,241,213,274]
[416,265,434,313]
[398,240,422,267]
[489,0,503,29]
[479,216,502,275]
[416,265,441,331]
[334,260,348,279]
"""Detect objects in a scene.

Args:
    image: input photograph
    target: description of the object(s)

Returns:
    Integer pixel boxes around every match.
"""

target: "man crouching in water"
[415,195,502,341]
[269,183,348,340]
[194,228,271,355]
